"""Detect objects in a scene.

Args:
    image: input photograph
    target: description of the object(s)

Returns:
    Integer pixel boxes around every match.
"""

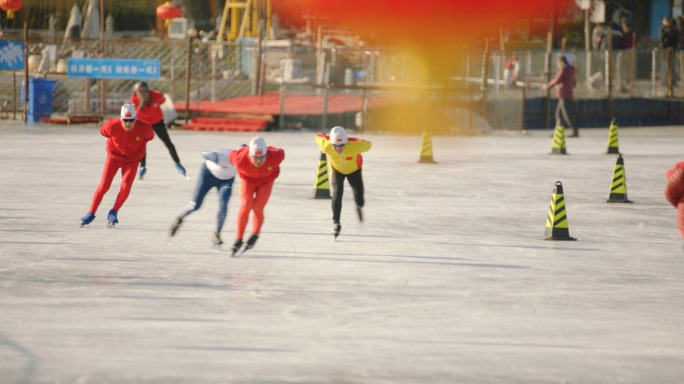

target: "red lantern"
[0,0,23,20]
[156,1,181,27]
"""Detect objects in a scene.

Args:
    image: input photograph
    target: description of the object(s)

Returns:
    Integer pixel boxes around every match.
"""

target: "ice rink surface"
[1,120,683,383]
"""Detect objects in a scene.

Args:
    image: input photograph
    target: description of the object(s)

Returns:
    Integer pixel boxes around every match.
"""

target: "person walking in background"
[503,54,520,88]
[665,161,684,254]
[81,104,154,227]
[315,126,372,239]
[544,56,578,137]
[677,16,684,88]
[229,137,285,256]
[617,15,635,93]
[170,148,237,247]
[130,81,187,179]
[659,16,679,93]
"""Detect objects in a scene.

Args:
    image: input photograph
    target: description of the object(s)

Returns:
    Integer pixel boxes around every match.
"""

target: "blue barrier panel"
[21,78,56,121]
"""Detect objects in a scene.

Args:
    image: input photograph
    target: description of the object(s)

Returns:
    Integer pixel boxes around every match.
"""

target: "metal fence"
[1,36,683,132]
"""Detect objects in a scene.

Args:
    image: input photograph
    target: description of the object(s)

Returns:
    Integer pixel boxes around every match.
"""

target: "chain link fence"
[1,36,683,132]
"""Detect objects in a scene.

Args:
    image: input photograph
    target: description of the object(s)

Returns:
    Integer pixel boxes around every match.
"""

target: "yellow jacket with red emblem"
[315,133,371,175]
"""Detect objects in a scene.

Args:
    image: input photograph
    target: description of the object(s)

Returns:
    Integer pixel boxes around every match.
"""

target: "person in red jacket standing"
[130,81,186,179]
[665,161,684,254]
[81,104,154,227]
[544,56,578,137]
[228,137,285,256]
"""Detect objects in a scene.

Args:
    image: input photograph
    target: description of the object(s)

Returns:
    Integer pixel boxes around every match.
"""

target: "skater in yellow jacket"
[315,126,372,238]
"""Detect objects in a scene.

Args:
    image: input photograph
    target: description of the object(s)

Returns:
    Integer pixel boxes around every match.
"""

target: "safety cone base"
[544,225,577,241]
[544,235,577,241]
[313,189,331,199]
[607,197,633,203]
[418,157,437,164]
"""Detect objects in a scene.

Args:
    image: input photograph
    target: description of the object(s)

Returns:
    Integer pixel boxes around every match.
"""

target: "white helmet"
[249,137,267,158]
[330,126,348,145]
[120,103,136,120]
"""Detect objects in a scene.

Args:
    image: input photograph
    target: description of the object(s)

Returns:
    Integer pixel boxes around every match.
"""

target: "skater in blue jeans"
[170,148,236,246]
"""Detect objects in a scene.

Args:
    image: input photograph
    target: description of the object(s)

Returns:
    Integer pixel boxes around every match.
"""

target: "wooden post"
[185,33,193,124]
[23,17,28,125]
[544,31,553,129]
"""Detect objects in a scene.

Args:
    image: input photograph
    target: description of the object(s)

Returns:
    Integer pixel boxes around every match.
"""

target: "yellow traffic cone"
[607,153,633,203]
[550,124,568,155]
[418,132,437,163]
[606,119,620,154]
[544,181,577,241]
[312,152,331,199]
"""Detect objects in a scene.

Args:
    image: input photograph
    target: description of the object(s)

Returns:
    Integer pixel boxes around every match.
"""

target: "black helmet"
[134,81,149,93]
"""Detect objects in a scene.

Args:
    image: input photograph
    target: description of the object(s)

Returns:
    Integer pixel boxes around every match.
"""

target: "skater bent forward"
[315,126,372,238]
[229,137,285,255]
[170,148,237,246]
[81,104,154,226]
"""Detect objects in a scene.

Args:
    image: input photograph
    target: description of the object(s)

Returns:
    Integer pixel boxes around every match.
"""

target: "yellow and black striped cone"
[550,125,568,155]
[544,181,577,241]
[607,153,633,203]
[312,151,331,199]
[418,132,437,163]
[606,119,620,154]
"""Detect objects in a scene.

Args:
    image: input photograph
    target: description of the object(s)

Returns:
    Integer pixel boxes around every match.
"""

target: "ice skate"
[242,234,259,254]
[137,166,147,180]
[212,231,223,248]
[333,223,341,239]
[81,212,95,227]
[170,218,182,236]
[107,209,118,227]
[356,206,363,222]
[175,163,188,179]
[231,238,244,257]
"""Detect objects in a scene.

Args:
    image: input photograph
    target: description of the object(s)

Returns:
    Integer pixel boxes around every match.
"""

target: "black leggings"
[140,120,180,167]
[331,167,364,224]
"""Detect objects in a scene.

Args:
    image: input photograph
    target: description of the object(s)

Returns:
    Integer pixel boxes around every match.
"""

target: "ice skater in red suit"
[80,104,154,227]
[665,161,684,254]
[131,81,186,179]
[228,137,285,255]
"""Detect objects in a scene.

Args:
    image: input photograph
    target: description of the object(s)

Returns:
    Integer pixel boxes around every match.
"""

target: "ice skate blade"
[107,222,117,228]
